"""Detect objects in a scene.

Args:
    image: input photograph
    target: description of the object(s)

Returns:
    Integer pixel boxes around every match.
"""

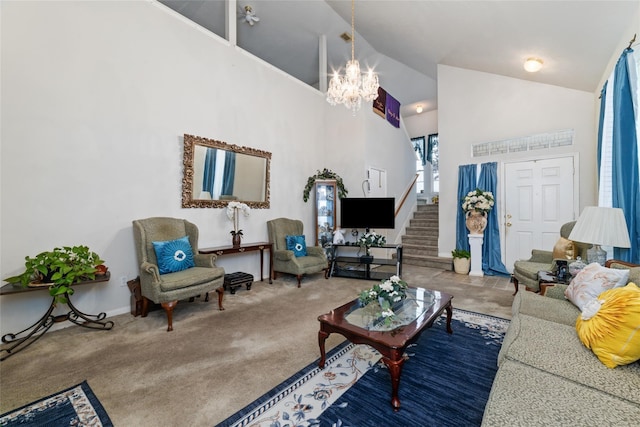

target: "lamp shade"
[568,207,631,248]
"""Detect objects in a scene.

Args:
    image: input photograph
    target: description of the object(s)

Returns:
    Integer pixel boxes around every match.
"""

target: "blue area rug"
[218,309,508,427]
[0,380,113,427]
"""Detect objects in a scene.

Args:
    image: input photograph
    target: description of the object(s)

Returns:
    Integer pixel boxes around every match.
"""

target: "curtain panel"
[598,48,640,263]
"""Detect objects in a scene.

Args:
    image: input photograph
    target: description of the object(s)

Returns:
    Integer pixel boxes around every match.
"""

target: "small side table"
[537,270,569,296]
[0,273,113,361]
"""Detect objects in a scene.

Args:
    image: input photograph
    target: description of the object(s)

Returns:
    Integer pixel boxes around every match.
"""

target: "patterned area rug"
[217,309,509,427]
[0,381,112,427]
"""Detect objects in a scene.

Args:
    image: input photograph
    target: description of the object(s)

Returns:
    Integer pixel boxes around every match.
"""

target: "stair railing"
[395,173,420,217]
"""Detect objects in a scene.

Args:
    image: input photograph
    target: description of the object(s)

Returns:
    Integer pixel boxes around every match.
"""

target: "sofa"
[512,221,590,293]
[482,260,640,426]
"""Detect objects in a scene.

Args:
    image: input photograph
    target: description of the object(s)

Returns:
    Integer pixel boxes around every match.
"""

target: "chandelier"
[326,0,379,114]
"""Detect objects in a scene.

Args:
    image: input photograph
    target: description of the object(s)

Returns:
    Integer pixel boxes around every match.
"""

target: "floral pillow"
[286,235,307,257]
[152,236,195,274]
[564,262,629,310]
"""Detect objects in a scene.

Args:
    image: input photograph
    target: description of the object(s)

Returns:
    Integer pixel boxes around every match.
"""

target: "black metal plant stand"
[0,273,113,361]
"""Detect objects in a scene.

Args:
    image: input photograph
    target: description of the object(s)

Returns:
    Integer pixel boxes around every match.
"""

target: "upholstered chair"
[132,217,225,331]
[512,221,590,293]
[267,217,329,287]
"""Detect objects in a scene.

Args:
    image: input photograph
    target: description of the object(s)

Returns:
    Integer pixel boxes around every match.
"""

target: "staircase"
[401,204,453,270]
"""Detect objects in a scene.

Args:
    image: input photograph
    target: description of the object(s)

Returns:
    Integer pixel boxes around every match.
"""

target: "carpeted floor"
[219,309,509,427]
[0,264,514,426]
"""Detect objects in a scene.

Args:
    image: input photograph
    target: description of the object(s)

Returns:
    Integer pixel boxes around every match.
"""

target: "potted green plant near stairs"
[451,249,471,275]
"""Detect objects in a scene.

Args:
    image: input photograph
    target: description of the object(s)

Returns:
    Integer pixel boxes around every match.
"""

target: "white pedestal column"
[468,234,484,277]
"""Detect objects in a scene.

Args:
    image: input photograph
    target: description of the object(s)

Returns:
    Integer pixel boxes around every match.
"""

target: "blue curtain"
[456,164,477,251]
[221,151,236,196]
[597,82,607,177]
[611,49,639,262]
[427,134,438,164]
[478,162,510,276]
[202,148,217,194]
[411,136,426,166]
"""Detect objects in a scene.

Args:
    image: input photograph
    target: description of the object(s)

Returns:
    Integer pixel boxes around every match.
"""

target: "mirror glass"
[182,134,271,208]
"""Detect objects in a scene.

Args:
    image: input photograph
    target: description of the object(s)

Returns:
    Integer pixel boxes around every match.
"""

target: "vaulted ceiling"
[160,1,639,118]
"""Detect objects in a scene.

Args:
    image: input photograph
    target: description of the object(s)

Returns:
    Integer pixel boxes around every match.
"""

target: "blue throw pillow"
[152,236,195,274]
[286,235,307,257]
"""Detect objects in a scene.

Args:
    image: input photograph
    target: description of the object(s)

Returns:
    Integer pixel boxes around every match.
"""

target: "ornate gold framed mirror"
[182,134,271,208]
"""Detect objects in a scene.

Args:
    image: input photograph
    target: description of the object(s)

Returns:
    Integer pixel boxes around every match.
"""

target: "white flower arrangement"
[226,201,250,220]
[358,275,408,323]
[358,231,386,251]
[462,189,495,213]
[226,202,250,235]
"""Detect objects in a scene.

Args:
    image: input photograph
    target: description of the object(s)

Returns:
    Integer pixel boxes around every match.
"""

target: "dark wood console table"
[0,272,113,361]
[199,242,273,284]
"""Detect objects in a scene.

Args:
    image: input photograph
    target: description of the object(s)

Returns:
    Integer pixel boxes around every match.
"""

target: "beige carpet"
[0,265,514,426]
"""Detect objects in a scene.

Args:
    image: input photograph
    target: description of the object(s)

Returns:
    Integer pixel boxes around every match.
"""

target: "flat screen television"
[340,197,395,230]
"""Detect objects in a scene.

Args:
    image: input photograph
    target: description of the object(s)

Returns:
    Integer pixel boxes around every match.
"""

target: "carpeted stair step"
[409,218,439,228]
[402,235,438,247]
[405,226,439,236]
[402,243,439,257]
[403,254,453,270]
[400,203,451,270]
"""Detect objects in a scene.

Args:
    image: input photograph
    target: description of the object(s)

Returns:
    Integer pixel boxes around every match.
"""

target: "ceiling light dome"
[524,57,543,73]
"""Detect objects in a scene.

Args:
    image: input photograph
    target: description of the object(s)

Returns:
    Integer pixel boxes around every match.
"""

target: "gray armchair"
[512,221,590,293]
[267,217,328,287]
[132,217,225,331]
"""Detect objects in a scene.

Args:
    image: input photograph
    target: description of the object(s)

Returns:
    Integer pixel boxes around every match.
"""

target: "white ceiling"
[160,1,639,118]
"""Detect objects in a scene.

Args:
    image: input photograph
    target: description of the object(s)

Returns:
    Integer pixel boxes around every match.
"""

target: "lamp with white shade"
[568,207,631,266]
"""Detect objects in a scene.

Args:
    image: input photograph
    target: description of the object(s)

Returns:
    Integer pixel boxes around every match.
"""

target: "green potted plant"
[451,249,471,275]
[4,245,105,304]
[302,168,348,202]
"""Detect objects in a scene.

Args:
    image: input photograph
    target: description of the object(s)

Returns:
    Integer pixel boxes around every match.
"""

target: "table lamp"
[568,206,631,266]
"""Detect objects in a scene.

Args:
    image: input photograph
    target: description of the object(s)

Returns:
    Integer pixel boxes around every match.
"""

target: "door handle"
[506,222,512,227]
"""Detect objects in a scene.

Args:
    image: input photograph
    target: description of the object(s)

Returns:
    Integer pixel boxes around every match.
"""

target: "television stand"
[328,244,402,281]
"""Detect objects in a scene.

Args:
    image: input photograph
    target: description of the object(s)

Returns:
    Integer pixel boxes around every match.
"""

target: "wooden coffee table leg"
[382,356,405,411]
[318,329,329,368]
[445,302,453,334]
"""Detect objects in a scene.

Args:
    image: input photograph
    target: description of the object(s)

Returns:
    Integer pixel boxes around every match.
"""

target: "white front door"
[503,156,577,272]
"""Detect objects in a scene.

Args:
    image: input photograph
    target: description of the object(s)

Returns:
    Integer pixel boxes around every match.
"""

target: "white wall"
[437,65,597,258]
[404,110,438,140]
[0,1,413,335]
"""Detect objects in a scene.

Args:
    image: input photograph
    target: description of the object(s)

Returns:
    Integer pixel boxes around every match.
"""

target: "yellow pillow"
[576,283,640,368]
[552,237,575,260]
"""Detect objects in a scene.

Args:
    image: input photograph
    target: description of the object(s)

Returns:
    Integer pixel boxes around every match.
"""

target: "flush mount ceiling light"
[326,0,379,114]
[416,105,423,114]
[524,57,543,73]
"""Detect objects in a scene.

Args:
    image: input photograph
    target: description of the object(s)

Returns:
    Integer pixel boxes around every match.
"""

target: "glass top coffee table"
[317,287,453,411]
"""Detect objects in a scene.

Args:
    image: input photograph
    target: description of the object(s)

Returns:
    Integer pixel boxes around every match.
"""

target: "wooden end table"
[199,242,273,283]
[317,287,453,411]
